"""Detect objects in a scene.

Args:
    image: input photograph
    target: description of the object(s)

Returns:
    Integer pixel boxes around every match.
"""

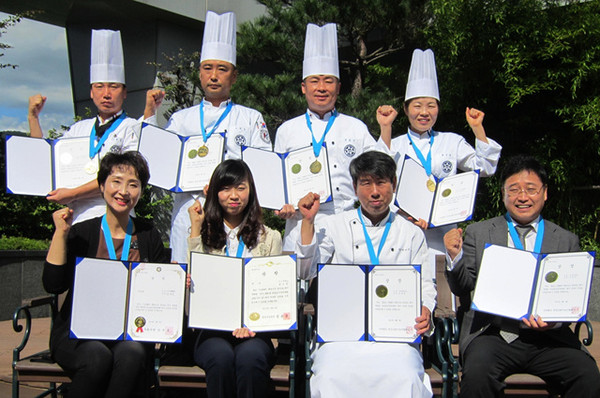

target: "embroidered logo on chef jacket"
[258,122,271,143]
[442,160,453,174]
[343,144,356,157]
[109,145,121,154]
[234,134,247,146]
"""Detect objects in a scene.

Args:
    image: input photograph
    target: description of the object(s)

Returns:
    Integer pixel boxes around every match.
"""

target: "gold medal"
[85,160,99,175]
[310,160,322,174]
[291,164,301,174]
[188,149,197,159]
[375,285,388,298]
[426,177,436,192]
[197,145,209,157]
[249,312,260,321]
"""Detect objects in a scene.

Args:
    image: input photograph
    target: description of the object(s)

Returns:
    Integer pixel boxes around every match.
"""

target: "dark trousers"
[460,328,600,398]
[53,338,148,398]
[194,330,275,398]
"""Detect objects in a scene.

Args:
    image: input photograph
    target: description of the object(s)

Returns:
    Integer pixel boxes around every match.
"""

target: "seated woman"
[187,159,281,398]
[43,152,167,398]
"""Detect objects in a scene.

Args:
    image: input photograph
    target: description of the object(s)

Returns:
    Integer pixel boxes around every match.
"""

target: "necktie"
[500,225,533,343]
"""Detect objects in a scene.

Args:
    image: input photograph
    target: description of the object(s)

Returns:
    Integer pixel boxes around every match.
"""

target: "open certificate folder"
[316,264,422,343]
[241,145,332,210]
[70,258,187,343]
[188,253,297,332]
[472,245,595,322]
[395,156,479,228]
[5,135,98,196]
[138,123,225,192]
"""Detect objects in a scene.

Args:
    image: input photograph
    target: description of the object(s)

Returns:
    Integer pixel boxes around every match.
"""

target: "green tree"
[0,13,23,69]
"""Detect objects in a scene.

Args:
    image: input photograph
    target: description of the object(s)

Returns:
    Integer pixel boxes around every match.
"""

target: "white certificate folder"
[138,123,225,192]
[5,135,97,196]
[395,156,479,228]
[241,145,333,210]
[472,244,595,322]
[70,257,187,343]
[188,253,298,332]
[317,264,422,343]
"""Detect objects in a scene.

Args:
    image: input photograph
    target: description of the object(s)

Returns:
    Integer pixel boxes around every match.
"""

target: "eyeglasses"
[505,186,545,197]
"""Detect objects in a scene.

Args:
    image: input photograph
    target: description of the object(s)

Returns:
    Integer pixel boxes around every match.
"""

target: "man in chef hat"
[152,11,272,263]
[274,22,376,251]
[28,29,164,224]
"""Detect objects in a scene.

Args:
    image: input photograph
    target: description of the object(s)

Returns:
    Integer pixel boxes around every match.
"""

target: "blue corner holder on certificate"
[316,263,422,343]
[472,244,595,322]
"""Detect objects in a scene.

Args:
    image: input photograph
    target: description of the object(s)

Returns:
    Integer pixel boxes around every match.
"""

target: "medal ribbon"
[226,237,245,258]
[305,109,338,158]
[406,130,435,176]
[101,215,134,261]
[89,112,127,159]
[200,101,233,143]
[505,213,544,253]
[357,207,392,265]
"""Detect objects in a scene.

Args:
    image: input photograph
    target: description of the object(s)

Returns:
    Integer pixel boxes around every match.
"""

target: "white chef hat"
[405,49,440,102]
[200,11,236,66]
[302,23,339,80]
[90,29,125,84]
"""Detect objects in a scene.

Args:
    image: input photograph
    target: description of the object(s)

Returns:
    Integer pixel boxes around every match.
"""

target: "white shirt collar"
[306,108,336,121]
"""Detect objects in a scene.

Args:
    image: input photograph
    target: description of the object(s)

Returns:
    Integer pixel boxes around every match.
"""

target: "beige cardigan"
[187,225,282,258]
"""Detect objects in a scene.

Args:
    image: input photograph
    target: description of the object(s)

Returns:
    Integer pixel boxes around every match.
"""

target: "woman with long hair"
[187,159,281,398]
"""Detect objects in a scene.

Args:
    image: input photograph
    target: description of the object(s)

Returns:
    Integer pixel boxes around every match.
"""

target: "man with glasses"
[443,154,600,397]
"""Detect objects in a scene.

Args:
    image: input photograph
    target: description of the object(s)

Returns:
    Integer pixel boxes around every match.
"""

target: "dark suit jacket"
[445,215,583,357]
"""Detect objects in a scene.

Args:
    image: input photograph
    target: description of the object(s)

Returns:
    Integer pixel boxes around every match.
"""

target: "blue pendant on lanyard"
[200,101,233,143]
[89,112,127,159]
[357,207,392,265]
[305,110,338,158]
[406,130,434,176]
[226,238,245,258]
[101,215,133,261]
[505,213,544,253]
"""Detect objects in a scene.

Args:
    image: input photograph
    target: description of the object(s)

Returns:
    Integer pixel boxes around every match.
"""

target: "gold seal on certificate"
[426,177,436,192]
[188,149,197,159]
[442,188,452,197]
[249,312,260,321]
[310,160,322,174]
[197,145,209,158]
[545,271,558,283]
[291,164,301,174]
[375,284,388,298]
[134,316,146,328]
[85,160,98,175]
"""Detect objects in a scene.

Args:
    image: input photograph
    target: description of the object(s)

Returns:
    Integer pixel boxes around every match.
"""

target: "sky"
[0,12,74,133]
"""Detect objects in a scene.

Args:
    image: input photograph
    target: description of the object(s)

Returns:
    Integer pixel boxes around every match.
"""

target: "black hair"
[349,151,397,186]
[201,159,264,251]
[500,155,548,187]
[97,151,150,189]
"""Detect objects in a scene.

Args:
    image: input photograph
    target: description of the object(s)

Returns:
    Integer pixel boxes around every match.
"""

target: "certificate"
[138,123,225,192]
[126,262,187,343]
[242,145,333,210]
[70,257,187,343]
[395,156,479,227]
[6,135,97,196]
[472,245,595,322]
[188,253,297,332]
[317,263,422,343]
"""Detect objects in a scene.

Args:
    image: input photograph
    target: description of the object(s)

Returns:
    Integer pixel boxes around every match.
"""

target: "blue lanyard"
[406,130,435,176]
[357,207,392,265]
[200,101,233,143]
[505,213,544,253]
[226,237,245,258]
[89,112,127,159]
[101,215,133,261]
[305,110,338,158]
